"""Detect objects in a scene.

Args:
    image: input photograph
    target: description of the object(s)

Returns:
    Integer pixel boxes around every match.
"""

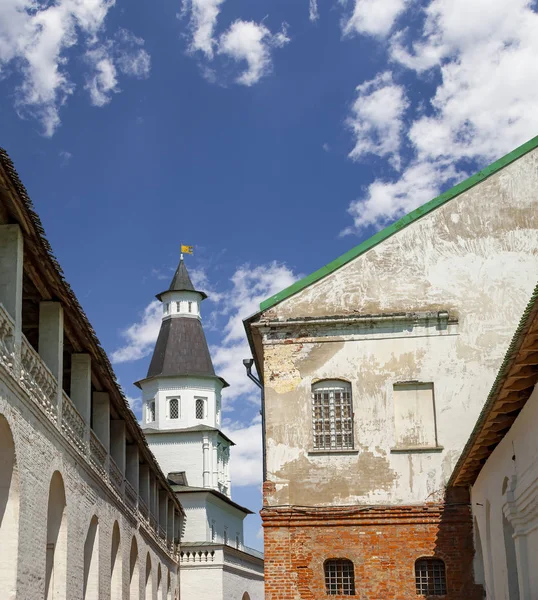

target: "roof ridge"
[259,134,538,312]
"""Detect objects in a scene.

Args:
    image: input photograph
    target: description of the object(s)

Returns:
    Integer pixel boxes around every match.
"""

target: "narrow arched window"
[415,558,447,596]
[147,401,155,423]
[188,301,193,313]
[312,380,353,450]
[195,398,205,419]
[324,559,355,595]
[169,398,179,420]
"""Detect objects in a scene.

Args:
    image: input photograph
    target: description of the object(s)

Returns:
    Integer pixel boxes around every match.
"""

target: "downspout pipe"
[243,358,266,482]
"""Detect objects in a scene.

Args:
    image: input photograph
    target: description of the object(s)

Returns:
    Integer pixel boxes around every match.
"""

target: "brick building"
[0,148,183,597]
[244,135,538,599]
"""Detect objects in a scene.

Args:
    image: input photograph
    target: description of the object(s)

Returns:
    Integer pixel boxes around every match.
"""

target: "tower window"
[324,559,355,595]
[223,528,228,546]
[147,401,156,423]
[211,521,216,542]
[176,302,180,312]
[312,381,353,450]
[164,302,170,314]
[195,398,205,419]
[169,398,179,420]
[415,558,447,596]
[188,301,192,313]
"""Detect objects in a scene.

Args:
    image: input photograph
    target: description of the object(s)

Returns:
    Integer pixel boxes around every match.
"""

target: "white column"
[139,464,150,505]
[38,301,64,415]
[110,420,126,473]
[71,353,91,446]
[202,435,210,488]
[92,392,110,450]
[71,353,91,422]
[212,438,218,489]
[159,489,168,532]
[0,224,23,349]
[167,502,175,540]
[126,444,139,493]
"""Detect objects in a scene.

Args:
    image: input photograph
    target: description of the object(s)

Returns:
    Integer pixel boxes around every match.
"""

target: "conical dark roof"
[156,259,208,301]
[146,317,216,379]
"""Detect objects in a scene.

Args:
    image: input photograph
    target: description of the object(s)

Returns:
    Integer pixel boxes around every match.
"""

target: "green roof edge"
[260,134,538,313]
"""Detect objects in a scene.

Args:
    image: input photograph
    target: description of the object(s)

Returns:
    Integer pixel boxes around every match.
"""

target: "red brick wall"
[261,488,483,600]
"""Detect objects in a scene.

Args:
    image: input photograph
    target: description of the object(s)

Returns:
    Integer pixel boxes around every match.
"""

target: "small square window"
[324,559,355,595]
[415,558,447,596]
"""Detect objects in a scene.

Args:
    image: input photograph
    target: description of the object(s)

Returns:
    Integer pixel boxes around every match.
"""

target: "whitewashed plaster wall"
[146,430,230,495]
[471,384,538,600]
[0,374,179,600]
[180,545,264,600]
[178,492,247,545]
[146,431,205,487]
[258,147,538,508]
[141,375,223,431]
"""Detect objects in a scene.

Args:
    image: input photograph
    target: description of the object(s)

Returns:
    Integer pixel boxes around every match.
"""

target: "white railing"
[180,550,215,563]
[125,479,138,511]
[89,429,108,476]
[0,301,175,558]
[109,457,124,494]
[61,391,86,453]
[0,304,15,372]
[20,334,58,424]
[139,496,149,521]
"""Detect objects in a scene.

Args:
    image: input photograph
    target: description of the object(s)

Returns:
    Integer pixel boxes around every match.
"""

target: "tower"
[136,256,233,497]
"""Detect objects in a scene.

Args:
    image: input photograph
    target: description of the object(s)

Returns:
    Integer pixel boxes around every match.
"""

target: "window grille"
[147,401,155,423]
[169,398,179,419]
[211,522,215,542]
[176,302,180,312]
[188,301,192,313]
[324,559,355,595]
[415,558,447,596]
[312,382,353,450]
[196,398,205,419]
[223,529,228,545]
[235,534,240,549]
[165,303,170,314]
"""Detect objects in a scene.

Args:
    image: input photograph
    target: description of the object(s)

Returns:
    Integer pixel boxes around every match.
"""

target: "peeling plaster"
[259,148,538,507]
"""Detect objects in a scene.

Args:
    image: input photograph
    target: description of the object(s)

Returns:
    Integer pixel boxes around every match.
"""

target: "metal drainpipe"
[243,359,266,482]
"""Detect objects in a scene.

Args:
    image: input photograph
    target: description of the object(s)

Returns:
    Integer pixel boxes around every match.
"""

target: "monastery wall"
[0,371,179,600]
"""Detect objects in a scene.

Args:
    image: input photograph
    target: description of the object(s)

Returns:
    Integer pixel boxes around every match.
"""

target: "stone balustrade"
[0,302,176,558]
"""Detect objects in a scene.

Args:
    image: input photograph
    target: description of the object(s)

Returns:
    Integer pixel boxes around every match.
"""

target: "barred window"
[147,401,155,423]
[324,559,355,595]
[176,302,180,312]
[415,558,447,596]
[188,301,193,313]
[195,398,205,419]
[312,381,353,450]
[169,398,179,419]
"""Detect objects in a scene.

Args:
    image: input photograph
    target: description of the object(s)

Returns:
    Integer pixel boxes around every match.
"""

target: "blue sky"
[2,0,538,549]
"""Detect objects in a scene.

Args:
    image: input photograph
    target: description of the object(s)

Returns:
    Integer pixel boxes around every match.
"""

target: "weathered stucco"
[257,147,538,508]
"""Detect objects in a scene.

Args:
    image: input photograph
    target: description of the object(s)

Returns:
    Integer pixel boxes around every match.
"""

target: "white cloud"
[85,49,118,107]
[309,0,319,22]
[222,415,262,487]
[219,20,290,86]
[346,71,408,169]
[344,0,538,232]
[0,0,150,135]
[181,0,226,58]
[111,300,162,364]
[343,0,408,37]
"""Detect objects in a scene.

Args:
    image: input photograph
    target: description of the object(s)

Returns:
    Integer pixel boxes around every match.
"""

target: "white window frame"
[312,380,354,450]
[168,397,180,420]
[195,397,206,420]
[146,400,156,423]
